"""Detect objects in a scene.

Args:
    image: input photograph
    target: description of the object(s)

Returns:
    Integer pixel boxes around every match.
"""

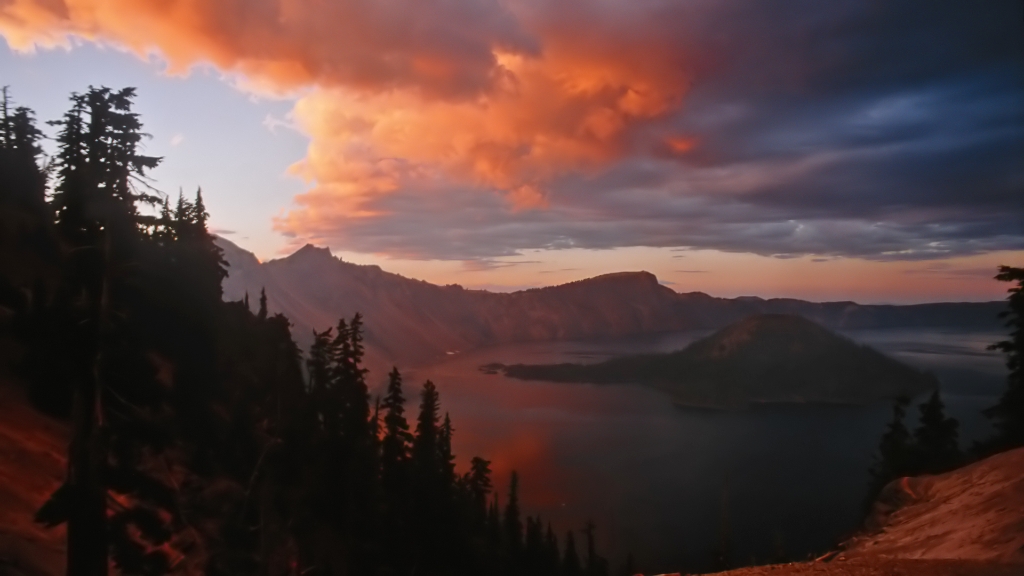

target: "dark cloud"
[278,0,1024,262]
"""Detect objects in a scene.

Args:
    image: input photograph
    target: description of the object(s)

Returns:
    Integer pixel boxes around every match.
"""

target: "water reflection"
[376,329,1006,573]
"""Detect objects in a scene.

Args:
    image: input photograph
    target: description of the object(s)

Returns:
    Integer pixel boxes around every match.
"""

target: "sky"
[1,0,1022,303]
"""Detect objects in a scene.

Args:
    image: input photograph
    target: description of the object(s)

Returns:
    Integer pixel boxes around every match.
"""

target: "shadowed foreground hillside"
[500,314,936,408]
[218,238,1005,368]
[0,381,66,575]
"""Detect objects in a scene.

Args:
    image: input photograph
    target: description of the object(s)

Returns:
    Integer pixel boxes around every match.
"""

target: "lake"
[383,327,1008,574]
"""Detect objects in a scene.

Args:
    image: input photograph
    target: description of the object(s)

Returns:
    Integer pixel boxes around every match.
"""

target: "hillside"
[0,382,66,576]
[218,238,1006,369]
[709,447,1024,576]
[842,447,1024,563]
[500,314,936,407]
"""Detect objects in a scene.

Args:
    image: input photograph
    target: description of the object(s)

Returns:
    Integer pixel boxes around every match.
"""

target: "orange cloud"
[0,0,535,96]
[2,0,695,251]
[666,135,699,154]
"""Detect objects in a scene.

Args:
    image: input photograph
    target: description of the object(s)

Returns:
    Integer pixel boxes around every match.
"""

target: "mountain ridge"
[217,238,1006,370]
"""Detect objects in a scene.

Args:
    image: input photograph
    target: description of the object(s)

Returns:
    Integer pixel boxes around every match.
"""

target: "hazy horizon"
[221,235,1012,305]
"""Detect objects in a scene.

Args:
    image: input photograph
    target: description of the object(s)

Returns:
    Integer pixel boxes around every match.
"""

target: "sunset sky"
[1,0,1022,303]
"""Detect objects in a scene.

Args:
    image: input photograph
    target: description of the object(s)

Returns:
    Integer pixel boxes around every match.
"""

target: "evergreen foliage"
[867,391,961,507]
[985,265,1024,448]
[0,87,601,576]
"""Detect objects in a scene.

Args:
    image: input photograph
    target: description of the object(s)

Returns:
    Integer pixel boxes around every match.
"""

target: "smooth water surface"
[382,328,1007,573]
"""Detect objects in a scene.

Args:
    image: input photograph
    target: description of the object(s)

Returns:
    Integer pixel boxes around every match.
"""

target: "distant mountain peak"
[291,243,335,260]
[563,270,663,288]
[694,313,835,359]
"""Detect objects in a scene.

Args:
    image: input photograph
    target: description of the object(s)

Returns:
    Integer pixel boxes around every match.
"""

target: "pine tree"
[867,396,912,503]
[411,380,443,571]
[487,493,502,550]
[4,85,603,576]
[563,531,583,576]
[258,287,268,320]
[583,521,609,576]
[413,380,441,473]
[525,516,545,575]
[545,523,561,576]
[307,328,335,405]
[986,266,1024,449]
[439,413,457,487]
[504,471,524,571]
[382,367,413,487]
[40,86,168,576]
[467,457,493,516]
[913,390,960,473]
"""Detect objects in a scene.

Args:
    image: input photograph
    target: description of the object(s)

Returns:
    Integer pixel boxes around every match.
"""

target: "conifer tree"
[41,86,168,576]
[986,266,1024,448]
[414,380,441,472]
[525,516,545,575]
[382,367,413,488]
[913,390,960,473]
[504,471,524,570]
[439,413,457,487]
[258,287,268,320]
[867,396,912,502]
[307,328,335,404]
[2,85,603,576]
[583,521,609,576]
[0,88,59,413]
[487,493,503,549]
[467,457,493,516]
[545,523,561,576]
[563,531,583,576]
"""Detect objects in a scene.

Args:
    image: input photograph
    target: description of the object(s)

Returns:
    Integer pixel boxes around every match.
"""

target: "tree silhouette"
[40,86,169,576]
[867,396,912,504]
[504,471,524,571]
[563,531,583,576]
[986,266,1024,449]
[2,85,596,576]
[913,390,961,473]
[583,521,609,576]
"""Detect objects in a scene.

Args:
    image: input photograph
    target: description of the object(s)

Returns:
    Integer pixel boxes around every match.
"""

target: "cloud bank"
[3,0,1022,261]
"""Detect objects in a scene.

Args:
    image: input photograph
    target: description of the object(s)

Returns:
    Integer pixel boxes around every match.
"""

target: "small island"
[492,314,937,408]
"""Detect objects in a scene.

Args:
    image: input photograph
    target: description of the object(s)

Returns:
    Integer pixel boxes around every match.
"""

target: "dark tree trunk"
[67,235,110,576]
[66,369,107,576]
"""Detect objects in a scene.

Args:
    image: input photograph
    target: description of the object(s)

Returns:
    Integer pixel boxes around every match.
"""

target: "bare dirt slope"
[700,448,1024,576]
[705,558,1021,576]
[842,447,1024,563]
[0,382,66,576]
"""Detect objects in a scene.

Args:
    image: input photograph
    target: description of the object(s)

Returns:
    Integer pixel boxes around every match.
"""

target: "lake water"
[384,328,1009,574]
